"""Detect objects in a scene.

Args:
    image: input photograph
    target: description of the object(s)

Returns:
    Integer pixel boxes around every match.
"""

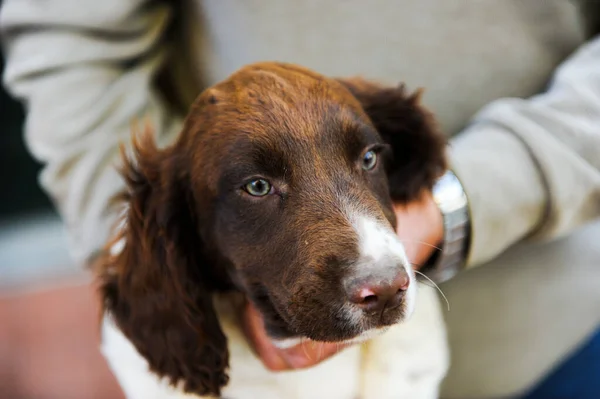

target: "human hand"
[394,189,444,269]
[241,300,350,371]
[242,190,443,371]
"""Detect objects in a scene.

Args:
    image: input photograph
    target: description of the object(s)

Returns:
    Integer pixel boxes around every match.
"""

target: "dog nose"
[347,270,410,312]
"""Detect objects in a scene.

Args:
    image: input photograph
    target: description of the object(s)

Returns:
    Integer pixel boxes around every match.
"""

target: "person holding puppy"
[2,1,599,397]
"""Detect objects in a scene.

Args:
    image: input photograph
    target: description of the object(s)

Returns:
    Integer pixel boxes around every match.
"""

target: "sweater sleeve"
[1,0,184,265]
[450,35,600,267]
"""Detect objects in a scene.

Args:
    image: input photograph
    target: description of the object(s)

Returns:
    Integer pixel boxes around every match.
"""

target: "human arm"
[0,0,184,265]
[450,35,600,267]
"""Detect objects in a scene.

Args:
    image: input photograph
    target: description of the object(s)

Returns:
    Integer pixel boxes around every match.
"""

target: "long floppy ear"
[336,78,448,203]
[98,124,228,396]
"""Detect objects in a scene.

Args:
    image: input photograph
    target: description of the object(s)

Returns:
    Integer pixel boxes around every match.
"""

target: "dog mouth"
[271,325,392,350]
[246,271,413,344]
[259,294,408,345]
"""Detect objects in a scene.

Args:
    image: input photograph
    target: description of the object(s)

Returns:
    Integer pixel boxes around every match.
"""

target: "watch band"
[424,170,471,284]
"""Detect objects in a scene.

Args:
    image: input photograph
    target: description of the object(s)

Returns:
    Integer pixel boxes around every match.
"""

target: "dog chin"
[271,327,388,350]
[341,327,389,345]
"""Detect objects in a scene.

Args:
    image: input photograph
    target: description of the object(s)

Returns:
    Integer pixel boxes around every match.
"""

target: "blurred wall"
[0,56,52,217]
[0,45,124,399]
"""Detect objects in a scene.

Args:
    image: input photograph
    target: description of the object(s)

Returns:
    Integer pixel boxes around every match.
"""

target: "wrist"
[421,170,471,283]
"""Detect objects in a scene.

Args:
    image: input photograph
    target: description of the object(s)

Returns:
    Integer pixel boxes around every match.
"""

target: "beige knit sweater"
[2,1,600,397]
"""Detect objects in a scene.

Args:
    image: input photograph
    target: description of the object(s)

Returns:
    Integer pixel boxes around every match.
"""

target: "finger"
[279,341,349,369]
[241,301,350,370]
[240,301,290,371]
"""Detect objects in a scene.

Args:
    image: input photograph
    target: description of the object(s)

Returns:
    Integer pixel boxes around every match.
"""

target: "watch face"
[428,171,470,283]
[433,171,469,214]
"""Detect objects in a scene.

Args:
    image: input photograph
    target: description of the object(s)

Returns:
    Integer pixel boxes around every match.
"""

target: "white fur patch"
[353,215,409,264]
[109,207,129,257]
[100,315,197,399]
[271,337,304,349]
[110,237,126,257]
[342,327,388,346]
[348,212,418,318]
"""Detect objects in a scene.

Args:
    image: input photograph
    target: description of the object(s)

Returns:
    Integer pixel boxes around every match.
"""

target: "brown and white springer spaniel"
[97,62,450,399]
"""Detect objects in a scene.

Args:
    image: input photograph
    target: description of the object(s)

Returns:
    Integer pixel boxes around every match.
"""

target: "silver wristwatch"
[424,170,471,284]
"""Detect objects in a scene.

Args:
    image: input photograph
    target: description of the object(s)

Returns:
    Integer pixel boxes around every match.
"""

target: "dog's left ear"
[98,123,229,397]
[336,78,448,203]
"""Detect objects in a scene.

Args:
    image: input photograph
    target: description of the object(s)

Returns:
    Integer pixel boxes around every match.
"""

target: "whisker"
[414,270,450,312]
[316,342,324,361]
[300,338,313,361]
[397,239,442,252]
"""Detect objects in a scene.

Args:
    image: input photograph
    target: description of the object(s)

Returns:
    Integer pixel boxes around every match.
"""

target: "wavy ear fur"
[337,78,448,203]
[99,123,228,396]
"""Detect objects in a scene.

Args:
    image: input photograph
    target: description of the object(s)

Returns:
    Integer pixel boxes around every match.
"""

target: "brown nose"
[346,270,410,312]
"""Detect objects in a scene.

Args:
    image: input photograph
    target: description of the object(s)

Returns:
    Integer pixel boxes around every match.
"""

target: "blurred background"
[0,51,125,398]
[0,1,598,398]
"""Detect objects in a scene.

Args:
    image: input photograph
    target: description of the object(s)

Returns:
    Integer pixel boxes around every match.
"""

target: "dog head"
[99,62,447,396]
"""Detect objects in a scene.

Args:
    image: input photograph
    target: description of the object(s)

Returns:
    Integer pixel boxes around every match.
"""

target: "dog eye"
[243,178,272,196]
[362,150,378,171]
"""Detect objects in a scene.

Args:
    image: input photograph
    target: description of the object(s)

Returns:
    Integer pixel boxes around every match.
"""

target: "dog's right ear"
[336,77,448,203]
[98,123,229,397]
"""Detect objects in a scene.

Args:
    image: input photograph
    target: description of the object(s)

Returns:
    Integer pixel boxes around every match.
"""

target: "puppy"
[98,62,450,399]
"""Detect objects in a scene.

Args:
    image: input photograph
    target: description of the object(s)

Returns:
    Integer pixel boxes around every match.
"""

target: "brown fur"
[97,62,447,397]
